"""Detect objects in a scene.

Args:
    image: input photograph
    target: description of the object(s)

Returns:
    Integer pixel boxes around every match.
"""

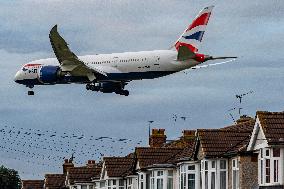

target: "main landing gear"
[27,85,34,96]
[86,83,129,96]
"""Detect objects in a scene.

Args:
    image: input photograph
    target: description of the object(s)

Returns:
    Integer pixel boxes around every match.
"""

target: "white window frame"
[149,169,174,189]
[201,159,227,189]
[259,148,281,186]
[232,158,239,189]
[139,173,145,189]
[179,163,200,189]
[127,178,133,189]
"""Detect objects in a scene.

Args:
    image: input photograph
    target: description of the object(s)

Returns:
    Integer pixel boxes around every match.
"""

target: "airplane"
[14,6,236,96]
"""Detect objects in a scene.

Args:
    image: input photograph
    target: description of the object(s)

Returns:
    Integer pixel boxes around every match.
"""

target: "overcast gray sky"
[0,0,284,179]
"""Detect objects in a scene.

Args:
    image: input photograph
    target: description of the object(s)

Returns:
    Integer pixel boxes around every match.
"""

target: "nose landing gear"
[27,85,34,96]
[28,91,34,95]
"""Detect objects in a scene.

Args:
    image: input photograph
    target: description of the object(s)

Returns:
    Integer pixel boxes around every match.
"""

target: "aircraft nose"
[14,71,21,83]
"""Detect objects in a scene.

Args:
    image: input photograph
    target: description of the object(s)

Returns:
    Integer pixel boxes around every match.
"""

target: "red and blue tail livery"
[175,6,214,52]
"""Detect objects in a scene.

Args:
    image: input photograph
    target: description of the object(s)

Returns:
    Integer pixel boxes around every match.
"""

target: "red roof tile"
[22,180,44,189]
[135,147,184,168]
[257,111,284,145]
[198,119,255,157]
[67,165,101,184]
[103,156,134,177]
[44,174,66,189]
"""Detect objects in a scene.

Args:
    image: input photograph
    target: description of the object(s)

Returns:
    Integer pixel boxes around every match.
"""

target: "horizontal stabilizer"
[191,59,236,69]
[204,56,237,61]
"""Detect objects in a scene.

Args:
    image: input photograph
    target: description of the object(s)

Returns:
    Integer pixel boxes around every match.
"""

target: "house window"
[100,181,105,188]
[150,172,154,189]
[157,171,163,189]
[211,172,215,189]
[260,148,280,185]
[167,170,173,189]
[119,179,124,189]
[89,185,93,189]
[220,160,227,189]
[205,161,208,189]
[81,185,87,189]
[188,173,195,189]
[140,173,145,189]
[181,163,199,189]
[273,148,280,157]
[127,178,133,189]
[274,160,279,182]
[265,149,270,157]
[266,159,270,183]
[232,158,239,189]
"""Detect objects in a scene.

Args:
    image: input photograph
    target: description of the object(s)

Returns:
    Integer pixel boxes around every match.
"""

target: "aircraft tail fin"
[174,6,214,53]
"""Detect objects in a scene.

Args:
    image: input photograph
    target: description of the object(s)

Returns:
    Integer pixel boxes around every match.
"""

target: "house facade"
[248,111,284,189]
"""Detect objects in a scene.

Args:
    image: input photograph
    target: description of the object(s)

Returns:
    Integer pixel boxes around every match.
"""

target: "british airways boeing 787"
[14,6,236,96]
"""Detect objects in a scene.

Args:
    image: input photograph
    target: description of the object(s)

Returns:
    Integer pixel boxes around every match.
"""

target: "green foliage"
[0,165,21,189]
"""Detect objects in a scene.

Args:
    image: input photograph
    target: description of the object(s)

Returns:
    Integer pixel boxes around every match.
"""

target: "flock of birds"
[0,125,144,177]
[0,114,189,178]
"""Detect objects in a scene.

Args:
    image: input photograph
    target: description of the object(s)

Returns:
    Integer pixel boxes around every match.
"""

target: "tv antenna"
[236,91,253,104]
[228,108,237,124]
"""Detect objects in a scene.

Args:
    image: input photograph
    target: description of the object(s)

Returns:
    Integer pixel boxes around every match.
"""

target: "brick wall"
[239,154,258,189]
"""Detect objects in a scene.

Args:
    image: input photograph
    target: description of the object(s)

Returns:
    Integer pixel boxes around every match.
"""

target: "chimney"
[63,159,74,174]
[86,160,96,168]
[182,130,196,140]
[236,115,254,124]
[149,128,166,147]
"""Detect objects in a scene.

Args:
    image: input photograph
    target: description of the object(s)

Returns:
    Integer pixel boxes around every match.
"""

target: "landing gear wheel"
[116,90,129,96]
[28,91,34,95]
[123,90,129,96]
[86,84,91,90]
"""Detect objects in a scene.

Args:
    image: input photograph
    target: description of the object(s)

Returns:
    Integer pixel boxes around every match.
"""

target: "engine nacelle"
[38,66,61,84]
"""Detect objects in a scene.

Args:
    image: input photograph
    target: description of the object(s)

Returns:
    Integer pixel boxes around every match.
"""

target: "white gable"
[247,116,268,151]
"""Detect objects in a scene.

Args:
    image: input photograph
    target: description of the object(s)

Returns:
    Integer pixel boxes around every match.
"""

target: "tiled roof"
[163,131,196,160]
[198,119,255,157]
[22,180,44,189]
[135,147,184,169]
[257,111,284,145]
[103,156,134,177]
[44,174,66,189]
[67,166,100,184]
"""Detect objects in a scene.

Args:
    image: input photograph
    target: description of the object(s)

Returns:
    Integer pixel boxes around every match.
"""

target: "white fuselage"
[14,49,201,85]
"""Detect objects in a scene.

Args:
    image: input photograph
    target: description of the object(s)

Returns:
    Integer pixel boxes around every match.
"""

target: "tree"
[0,165,21,189]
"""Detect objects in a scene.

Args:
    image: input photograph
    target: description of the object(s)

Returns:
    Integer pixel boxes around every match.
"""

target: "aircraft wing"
[49,25,106,81]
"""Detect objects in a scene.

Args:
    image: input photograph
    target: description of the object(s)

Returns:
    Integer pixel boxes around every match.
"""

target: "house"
[95,155,135,189]
[65,160,100,189]
[21,180,44,189]
[133,129,196,189]
[195,116,257,189]
[247,111,284,188]
[44,174,66,189]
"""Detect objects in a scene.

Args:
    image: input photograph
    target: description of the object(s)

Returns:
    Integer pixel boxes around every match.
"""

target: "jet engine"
[38,66,62,84]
